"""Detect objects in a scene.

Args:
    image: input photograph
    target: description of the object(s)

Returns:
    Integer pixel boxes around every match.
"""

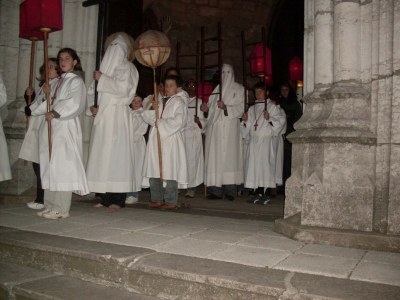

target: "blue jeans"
[149,178,178,205]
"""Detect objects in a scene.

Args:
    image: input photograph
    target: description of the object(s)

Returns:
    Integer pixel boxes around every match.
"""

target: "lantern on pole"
[197,81,213,104]
[134,30,171,181]
[19,1,44,130]
[249,42,272,85]
[26,0,63,158]
[289,56,303,81]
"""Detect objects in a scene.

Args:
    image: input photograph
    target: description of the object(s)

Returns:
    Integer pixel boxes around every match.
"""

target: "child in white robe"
[125,95,148,204]
[33,48,89,219]
[241,82,286,204]
[142,75,188,210]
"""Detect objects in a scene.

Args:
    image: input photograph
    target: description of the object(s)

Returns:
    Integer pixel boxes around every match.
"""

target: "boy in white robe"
[86,33,139,209]
[125,95,148,204]
[0,73,11,182]
[200,64,244,201]
[183,79,205,198]
[34,48,89,219]
[142,75,188,210]
[241,82,286,204]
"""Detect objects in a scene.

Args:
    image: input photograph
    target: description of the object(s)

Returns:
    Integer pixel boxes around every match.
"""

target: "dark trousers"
[32,163,44,203]
[99,192,126,208]
[208,185,237,198]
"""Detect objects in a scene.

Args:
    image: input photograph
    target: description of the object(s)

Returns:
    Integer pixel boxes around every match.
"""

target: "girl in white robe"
[33,48,89,219]
[241,82,286,204]
[200,64,244,200]
[86,34,139,209]
[19,58,60,209]
[0,73,11,182]
[142,75,188,209]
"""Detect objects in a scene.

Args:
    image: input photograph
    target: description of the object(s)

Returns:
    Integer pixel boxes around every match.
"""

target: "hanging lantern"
[197,81,213,104]
[249,43,272,77]
[26,0,63,32]
[289,56,303,81]
[19,1,44,40]
[134,30,171,69]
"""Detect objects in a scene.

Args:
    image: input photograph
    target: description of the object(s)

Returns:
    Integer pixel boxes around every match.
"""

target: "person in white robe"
[0,73,11,182]
[20,58,60,210]
[33,48,89,219]
[182,79,205,198]
[200,64,244,201]
[86,33,139,209]
[142,75,188,209]
[125,95,148,205]
[241,82,286,204]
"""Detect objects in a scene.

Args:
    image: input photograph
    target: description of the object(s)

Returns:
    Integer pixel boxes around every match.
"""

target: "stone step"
[0,261,158,299]
[1,226,399,300]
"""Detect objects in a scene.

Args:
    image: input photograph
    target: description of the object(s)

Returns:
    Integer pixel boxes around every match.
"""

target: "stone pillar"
[0,0,97,195]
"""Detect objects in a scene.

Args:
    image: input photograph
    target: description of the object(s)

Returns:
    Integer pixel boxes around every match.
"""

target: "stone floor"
[0,200,399,289]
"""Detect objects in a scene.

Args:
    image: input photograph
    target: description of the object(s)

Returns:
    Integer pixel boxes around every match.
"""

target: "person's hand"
[200,102,208,113]
[94,71,102,81]
[24,106,32,117]
[217,100,226,110]
[242,112,248,122]
[43,83,50,95]
[45,111,54,122]
[264,110,270,120]
[25,87,34,96]
[90,105,98,117]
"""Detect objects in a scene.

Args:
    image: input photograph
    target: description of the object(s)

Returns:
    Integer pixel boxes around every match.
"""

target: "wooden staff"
[42,29,52,159]
[153,68,163,181]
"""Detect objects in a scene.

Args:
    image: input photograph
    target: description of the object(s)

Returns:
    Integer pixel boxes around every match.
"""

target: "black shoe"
[247,194,262,204]
[256,195,271,205]
[225,195,234,201]
[207,194,223,200]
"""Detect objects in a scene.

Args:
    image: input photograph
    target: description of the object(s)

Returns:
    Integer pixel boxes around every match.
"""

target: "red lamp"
[19,1,44,40]
[25,0,63,159]
[289,56,303,81]
[197,81,213,104]
[249,43,272,78]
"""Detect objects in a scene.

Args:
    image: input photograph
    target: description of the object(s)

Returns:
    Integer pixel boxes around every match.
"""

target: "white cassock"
[183,96,205,188]
[130,108,148,192]
[142,94,188,189]
[32,72,89,195]
[0,74,11,181]
[240,99,287,190]
[19,78,59,163]
[275,105,286,185]
[204,64,244,187]
[86,35,139,193]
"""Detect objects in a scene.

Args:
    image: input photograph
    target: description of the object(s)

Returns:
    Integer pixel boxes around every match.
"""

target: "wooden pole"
[195,41,200,117]
[26,38,37,131]
[153,68,163,182]
[42,29,52,159]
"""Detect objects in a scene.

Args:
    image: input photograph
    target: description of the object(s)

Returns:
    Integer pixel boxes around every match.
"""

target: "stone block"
[350,261,400,287]
[388,144,400,234]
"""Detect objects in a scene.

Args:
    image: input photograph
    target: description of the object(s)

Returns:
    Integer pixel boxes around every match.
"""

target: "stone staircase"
[1,226,399,300]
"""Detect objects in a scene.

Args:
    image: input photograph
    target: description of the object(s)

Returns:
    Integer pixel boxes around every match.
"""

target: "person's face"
[58,52,77,73]
[280,86,289,98]
[221,65,233,83]
[132,96,142,110]
[157,83,165,96]
[255,88,267,101]
[48,61,58,79]
[185,80,196,97]
[165,79,178,96]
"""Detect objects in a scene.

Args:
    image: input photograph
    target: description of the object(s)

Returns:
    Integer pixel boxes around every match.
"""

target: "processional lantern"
[197,81,213,104]
[134,30,171,181]
[25,0,63,158]
[249,42,272,84]
[289,56,303,81]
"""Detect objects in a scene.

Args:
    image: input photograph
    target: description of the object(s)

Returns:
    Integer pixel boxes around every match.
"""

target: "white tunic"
[0,74,11,181]
[240,100,286,190]
[183,96,205,188]
[130,108,148,192]
[142,94,188,189]
[32,72,89,195]
[19,78,59,163]
[204,64,244,187]
[86,36,139,193]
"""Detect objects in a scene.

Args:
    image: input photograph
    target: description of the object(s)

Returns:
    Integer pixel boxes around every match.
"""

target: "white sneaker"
[27,202,45,210]
[125,196,138,204]
[42,210,69,219]
[37,209,51,217]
